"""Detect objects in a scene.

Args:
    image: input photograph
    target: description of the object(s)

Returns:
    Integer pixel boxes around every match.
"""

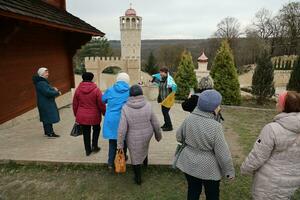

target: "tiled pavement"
[0,102,189,165]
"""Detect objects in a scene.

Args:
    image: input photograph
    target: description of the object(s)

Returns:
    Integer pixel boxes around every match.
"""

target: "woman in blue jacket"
[32,67,61,138]
[102,72,130,170]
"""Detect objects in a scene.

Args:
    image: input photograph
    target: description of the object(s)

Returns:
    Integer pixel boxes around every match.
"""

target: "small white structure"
[194,52,210,81]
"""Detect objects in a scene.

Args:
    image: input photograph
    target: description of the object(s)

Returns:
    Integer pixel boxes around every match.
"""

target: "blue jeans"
[108,139,127,167]
[42,123,54,135]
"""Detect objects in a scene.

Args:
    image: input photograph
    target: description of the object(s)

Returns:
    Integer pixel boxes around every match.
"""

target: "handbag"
[114,149,126,173]
[172,129,186,169]
[70,122,83,137]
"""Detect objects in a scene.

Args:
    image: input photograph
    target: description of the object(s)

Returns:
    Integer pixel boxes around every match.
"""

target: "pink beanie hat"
[278,91,288,109]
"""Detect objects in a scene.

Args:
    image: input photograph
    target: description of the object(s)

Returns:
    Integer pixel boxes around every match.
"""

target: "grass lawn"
[0,107,299,200]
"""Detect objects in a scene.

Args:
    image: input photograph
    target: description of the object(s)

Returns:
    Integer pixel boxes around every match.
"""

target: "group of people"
[33,67,300,199]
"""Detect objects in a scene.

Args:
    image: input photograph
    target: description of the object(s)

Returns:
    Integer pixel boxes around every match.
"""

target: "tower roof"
[198,52,208,62]
[125,5,136,16]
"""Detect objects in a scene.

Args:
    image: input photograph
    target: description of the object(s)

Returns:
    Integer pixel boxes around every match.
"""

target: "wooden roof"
[0,0,104,36]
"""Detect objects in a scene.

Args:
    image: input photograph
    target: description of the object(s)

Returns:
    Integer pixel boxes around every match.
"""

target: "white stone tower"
[120,5,142,63]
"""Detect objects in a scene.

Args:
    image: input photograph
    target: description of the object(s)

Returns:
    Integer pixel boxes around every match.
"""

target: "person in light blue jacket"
[102,72,130,169]
[151,67,177,131]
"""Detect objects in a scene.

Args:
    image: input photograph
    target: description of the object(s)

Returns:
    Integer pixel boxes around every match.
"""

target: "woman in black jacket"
[181,76,224,121]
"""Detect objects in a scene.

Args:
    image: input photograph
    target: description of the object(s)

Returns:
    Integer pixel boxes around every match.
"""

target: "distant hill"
[109,38,293,70]
[109,39,210,60]
[109,39,218,69]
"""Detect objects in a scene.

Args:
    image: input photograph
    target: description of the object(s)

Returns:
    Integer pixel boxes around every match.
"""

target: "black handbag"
[70,123,83,137]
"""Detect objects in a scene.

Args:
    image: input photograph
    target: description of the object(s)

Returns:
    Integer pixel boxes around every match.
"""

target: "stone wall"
[239,68,291,88]
[85,56,141,89]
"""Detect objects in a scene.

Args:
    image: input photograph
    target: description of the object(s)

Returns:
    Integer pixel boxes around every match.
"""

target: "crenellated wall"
[85,56,141,90]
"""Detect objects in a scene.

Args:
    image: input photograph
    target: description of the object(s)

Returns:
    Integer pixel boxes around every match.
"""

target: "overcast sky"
[67,0,291,40]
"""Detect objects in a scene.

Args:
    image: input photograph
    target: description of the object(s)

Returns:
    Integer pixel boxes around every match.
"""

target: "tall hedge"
[287,55,300,92]
[210,40,241,105]
[174,51,198,100]
[252,50,275,104]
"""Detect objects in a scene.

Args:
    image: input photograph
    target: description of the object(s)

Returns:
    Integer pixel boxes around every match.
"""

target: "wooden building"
[0,0,104,124]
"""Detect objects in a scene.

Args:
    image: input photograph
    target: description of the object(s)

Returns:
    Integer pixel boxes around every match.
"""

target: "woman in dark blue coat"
[32,67,61,137]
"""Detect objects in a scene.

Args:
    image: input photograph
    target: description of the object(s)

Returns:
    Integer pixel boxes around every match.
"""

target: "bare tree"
[247,8,274,40]
[214,17,242,45]
[278,1,300,54]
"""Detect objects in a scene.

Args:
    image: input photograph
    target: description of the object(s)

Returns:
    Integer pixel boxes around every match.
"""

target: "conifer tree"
[287,56,300,92]
[174,51,198,100]
[210,40,241,105]
[144,51,159,75]
[252,50,275,104]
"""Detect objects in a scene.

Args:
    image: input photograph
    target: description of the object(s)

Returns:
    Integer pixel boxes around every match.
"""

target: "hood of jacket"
[78,81,97,94]
[126,95,146,109]
[32,74,48,85]
[274,112,300,133]
[113,81,130,93]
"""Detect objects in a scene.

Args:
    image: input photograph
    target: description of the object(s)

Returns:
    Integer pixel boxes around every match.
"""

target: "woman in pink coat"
[73,72,106,156]
[241,91,300,200]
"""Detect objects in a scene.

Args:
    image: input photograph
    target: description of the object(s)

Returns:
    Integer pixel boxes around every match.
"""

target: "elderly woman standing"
[175,89,234,200]
[102,72,130,170]
[241,91,300,200]
[117,85,162,185]
[32,67,61,138]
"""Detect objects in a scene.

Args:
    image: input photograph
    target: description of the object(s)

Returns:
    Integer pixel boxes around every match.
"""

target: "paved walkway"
[0,102,189,165]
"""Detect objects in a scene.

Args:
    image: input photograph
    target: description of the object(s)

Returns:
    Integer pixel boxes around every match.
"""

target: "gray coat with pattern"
[117,96,162,165]
[241,112,300,200]
[176,108,235,181]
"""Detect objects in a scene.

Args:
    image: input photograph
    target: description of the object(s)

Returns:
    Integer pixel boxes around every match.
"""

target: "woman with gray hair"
[32,67,61,138]
[181,76,224,122]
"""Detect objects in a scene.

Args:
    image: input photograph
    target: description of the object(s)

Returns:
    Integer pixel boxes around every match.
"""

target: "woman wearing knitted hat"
[175,89,235,200]
[102,72,130,170]
[32,67,61,138]
[117,85,162,185]
[73,72,106,156]
[241,91,300,200]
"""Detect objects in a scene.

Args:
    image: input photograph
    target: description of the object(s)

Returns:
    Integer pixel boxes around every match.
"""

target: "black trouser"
[132,156,148,184]
[82,125,100,154]
[185,173,220,200]
[161,105,172,127]
[42,123,54,135]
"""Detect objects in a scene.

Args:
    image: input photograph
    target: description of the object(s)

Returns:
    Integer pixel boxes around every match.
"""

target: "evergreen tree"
[210,40,241,105]
[174,51,198,100]
[287,56,300,92]
[144,52,159,75]
[73,37,113,74]
[252,50,275,104]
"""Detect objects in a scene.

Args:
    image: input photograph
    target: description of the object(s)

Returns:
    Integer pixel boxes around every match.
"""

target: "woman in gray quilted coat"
[117,85,162,185]
[176,89,235,200]
[241,91,300,200]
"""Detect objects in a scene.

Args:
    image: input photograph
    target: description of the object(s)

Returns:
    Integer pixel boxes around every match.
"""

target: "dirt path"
[223,114,245,164]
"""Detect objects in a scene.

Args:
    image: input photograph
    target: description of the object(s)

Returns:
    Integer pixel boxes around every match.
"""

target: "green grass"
[0,107,299,200]
[0,163,186,200]
[240,98,276,109]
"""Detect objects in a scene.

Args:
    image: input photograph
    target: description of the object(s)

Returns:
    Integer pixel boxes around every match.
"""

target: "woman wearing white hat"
[102,72,130,170]
[32,67,61,138]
